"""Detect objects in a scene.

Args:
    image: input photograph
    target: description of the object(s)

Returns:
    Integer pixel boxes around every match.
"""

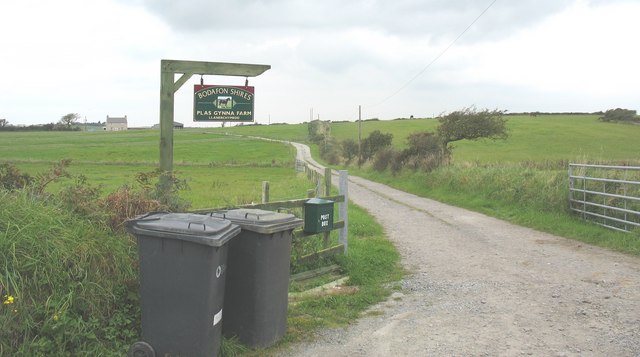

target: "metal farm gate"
[568,163,640,232]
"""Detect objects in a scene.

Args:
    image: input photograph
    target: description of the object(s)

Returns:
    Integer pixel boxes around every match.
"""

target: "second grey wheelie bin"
[210,209,303,348]
[126,212,240,357]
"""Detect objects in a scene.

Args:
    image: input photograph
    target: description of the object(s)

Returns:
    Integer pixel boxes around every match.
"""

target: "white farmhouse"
[105,115,128,131]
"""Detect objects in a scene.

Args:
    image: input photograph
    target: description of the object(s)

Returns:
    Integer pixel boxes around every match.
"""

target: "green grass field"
[0,130,307,208]
[0,130,296,164]
[2,114,639,356]
[223,115,640,164]
[3,114,637,240]
[447,115,639,163]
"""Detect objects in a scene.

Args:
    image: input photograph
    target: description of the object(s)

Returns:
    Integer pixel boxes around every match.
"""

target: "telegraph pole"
[358,105,362,166]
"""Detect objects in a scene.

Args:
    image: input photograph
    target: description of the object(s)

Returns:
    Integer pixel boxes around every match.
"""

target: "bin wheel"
[128,341,155,357]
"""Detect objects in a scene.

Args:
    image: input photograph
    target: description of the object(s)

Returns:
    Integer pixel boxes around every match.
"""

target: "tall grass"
[0,191,139,356]
[363,161,640,254]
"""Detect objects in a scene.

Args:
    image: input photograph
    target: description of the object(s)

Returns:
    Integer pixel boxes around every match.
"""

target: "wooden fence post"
[324,167,332,196]
[262,181,270,204]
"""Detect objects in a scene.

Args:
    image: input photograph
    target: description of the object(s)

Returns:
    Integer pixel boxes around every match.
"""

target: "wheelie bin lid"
[210,209,303,234]
[126,212,240,247]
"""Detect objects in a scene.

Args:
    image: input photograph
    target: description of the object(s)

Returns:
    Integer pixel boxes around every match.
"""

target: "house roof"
[107,117,127,124]
[152,122,184,129]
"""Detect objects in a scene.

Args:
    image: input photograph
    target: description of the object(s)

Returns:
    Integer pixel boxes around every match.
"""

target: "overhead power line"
[368,0,498,109]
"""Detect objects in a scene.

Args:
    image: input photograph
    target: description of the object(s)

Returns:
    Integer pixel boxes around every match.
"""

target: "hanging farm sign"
[193,85,254,122]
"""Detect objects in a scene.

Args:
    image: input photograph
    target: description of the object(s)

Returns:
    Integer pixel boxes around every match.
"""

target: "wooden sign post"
[159,59,270,175]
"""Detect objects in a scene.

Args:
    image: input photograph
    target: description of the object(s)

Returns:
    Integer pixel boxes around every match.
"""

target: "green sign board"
[193,85,254,122]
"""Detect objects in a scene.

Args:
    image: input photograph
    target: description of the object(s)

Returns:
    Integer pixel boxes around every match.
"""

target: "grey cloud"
[128,0,575,41]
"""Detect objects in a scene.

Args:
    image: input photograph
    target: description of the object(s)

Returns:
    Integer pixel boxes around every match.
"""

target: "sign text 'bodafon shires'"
[193,85,254,122]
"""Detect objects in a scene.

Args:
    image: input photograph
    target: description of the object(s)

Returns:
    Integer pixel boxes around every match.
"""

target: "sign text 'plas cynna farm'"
[193,85,254,122]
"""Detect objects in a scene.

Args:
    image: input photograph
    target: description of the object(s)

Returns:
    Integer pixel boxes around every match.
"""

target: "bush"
[437,107,508,149]
[135,169,191,213]
[0,163,32,190]
[102,186,163,232]
[308,120,330,144]
[404,153,447,172]
[372,147,397,172]
[341,139,359,163]
[599,108,638,122]
[360,130,393,164]
[405,132,443,156]
[319,137,341,165]
[398,132,448,172]
[390,151,404,176]
[57,175,105,223]
[1,163,189,231]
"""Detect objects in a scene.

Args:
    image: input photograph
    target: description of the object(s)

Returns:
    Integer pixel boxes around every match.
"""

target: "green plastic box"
[304,198,334,233]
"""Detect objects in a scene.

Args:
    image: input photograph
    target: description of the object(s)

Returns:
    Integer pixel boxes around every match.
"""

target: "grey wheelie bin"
[210,209,303,348]
[126,212,240,357]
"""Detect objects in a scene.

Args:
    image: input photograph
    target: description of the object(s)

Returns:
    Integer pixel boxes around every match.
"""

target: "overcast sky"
[1,0,638,127]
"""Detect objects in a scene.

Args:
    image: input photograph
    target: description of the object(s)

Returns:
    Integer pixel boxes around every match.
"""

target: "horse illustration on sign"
[193,85,255,122]
[216,96,233,109]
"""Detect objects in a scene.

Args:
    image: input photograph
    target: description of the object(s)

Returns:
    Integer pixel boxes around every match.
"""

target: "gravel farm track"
[280,142,640,357]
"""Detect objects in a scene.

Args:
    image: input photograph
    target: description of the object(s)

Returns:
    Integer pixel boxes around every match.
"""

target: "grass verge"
[222,203,404,357]
[353,162,640,255]
[0,190,139,357]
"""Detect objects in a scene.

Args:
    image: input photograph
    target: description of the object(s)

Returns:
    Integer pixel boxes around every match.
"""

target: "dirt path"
[283,142,640,356]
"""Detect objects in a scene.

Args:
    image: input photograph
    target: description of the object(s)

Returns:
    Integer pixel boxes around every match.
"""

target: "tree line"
[0,113,92,132]
[309,106,509,174]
